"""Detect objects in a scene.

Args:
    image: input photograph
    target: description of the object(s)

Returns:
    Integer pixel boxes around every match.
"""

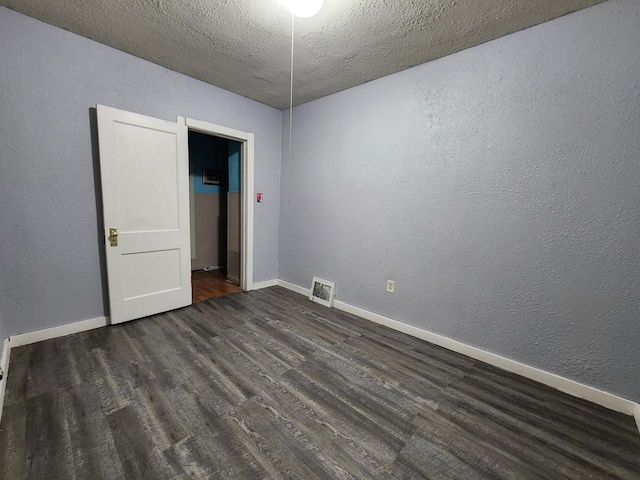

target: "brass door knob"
[108,227,118,247]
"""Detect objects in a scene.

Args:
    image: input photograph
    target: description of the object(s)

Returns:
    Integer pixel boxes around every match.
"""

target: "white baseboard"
[202,266,222,271]
[9,316,109,348]
[0,338,10,426]
[276,279,639,417]
[277,280,311,297]
[251,279,279,290]
[334,300,637,416]
[192,265,222,272]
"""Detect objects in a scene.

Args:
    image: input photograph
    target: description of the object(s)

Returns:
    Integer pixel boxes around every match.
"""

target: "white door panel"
[98,105,191,324]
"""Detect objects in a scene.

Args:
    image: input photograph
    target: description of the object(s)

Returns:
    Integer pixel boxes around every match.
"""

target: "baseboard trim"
[276,279,639,416]
[277,280,311,297]
[0,338,10,426]
[334,300,637,416]
[191,266,222,272]
[9,316,109,348]
[252,279,279,290]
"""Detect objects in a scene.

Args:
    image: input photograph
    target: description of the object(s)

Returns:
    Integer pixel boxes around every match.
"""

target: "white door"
[97,105,192,324]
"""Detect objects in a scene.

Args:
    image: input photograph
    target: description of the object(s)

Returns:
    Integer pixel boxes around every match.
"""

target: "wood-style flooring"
[1,286,639,479]
[191,269,242,303]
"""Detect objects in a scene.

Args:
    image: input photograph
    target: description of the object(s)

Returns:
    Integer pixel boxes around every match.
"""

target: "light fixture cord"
[287,12,294,205]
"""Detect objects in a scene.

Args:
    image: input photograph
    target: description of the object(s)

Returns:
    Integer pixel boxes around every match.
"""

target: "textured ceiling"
[1,0,605,109]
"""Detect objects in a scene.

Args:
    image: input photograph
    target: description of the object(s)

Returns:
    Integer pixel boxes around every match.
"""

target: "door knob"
[109,227,118,247]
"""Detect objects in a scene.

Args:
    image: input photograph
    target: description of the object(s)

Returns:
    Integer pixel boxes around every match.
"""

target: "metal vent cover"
[309,277,335,308]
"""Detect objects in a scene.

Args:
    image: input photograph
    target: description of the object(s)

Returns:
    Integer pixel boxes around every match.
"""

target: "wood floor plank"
[25,341,59,399]
[253,384,400,479]
[201,413,273,478]
[280,368,403,465]
[220,326,296,378]
[162,434,226,479]
[344,334,464,389]
[437,383,640,479]
[247,289,368,338]
[207,295,257,323]
[66,383,126,480]
[241,396,361,480]
[157,315,256,406]
[130,374,192,448]
[188,301,242,334]
[249,317,320,358]
[26,391,76,480]
[0,401,28,478]
[85,347,136,415]
[4,345,29,407]
[465,360,640,438]
[315,337,447,409]
[410,401,557,480]
[191,270,242,303]
[261,315,339,356]
[223,405,319,480]
[137,325,248,417]
[449,367,640,457]
[106,405,182,480]
[308,348,424,418]
[2,286,639,479]
[394,429,505,480]
[294,357,417,444]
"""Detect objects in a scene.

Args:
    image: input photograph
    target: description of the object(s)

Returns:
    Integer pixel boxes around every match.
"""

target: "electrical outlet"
[386,280,395,293]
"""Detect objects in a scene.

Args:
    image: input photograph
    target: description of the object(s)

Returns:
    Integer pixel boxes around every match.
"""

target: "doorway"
[183,116,255,295]
[188,130,243,302]
[97,106,256,325]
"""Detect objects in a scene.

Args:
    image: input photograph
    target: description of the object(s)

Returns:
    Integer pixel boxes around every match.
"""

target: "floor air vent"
[309,277,335,308]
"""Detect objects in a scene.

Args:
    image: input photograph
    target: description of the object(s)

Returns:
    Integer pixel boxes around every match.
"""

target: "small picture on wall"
[202,169,224,185]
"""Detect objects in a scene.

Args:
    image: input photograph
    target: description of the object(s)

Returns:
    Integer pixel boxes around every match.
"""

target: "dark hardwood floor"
[1,286,639,479]
[191,269,242,303]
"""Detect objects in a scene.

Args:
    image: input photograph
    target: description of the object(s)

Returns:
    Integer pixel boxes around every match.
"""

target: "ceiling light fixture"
[283,0,324,18]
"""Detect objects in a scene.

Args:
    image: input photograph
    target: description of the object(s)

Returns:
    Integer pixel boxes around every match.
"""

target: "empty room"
[0,0,639,478]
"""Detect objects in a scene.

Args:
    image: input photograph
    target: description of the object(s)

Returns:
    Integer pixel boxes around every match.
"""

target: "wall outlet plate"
[386,280,395,293]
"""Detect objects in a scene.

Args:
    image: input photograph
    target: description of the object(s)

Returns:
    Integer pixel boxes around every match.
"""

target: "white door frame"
[180,116,255,291]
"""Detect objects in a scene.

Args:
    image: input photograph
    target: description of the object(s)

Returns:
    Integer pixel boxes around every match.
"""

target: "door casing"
[182,116,255,292]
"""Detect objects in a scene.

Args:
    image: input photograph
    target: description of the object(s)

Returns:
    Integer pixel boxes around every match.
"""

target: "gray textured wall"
[192,194,224,271]
[0,7,281,336]
[0,308,5,395]
[279,0,640,401]
[0,308,6,357]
